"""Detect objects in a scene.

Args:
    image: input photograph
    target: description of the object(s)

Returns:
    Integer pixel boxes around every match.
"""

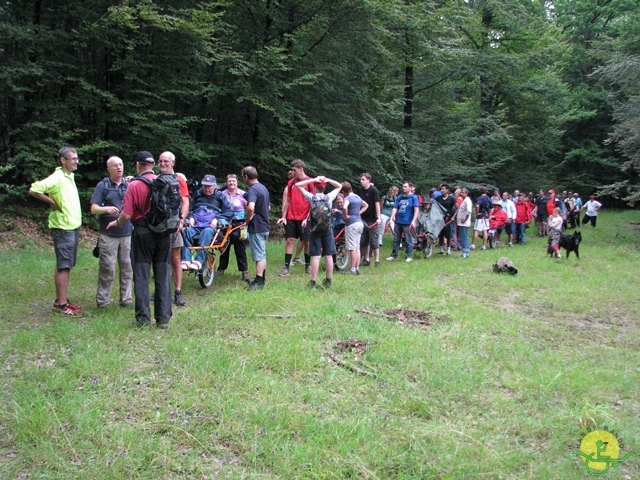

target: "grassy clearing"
[1,211,639,479]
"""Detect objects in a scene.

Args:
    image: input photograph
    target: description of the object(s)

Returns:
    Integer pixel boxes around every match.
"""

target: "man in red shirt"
[108,151,172,328]
[276,159,315,276]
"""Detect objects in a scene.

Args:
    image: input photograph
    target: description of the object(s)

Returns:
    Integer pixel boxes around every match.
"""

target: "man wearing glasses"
[29,147,84,317]
[90,156,133,309]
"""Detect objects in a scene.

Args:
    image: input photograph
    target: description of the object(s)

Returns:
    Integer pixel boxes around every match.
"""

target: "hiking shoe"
[406,257,413,263]
[156,322,170,330]
[216,269,225,276]
[53,302,84,317]
[322,278,332,289]
[292,257,304,265]
[189,261,202,271]
[386,256,396,261]
[174,290,186,307]
[361,259,371,267]
[278,267,290,276]
[181,261,191,271]
[307,280,317,289]
[242,271,250,283]
[246,279,264,291]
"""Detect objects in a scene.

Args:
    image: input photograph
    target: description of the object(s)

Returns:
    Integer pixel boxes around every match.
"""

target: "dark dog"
[548,230,582,259]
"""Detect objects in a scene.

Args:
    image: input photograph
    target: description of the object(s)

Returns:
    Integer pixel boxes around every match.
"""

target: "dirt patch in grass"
[382,308,449,330]
[0,217,97,249]
[335,339,369,355]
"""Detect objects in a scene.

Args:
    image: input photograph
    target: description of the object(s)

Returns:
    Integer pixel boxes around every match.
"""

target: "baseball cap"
[135,151,155,164]
[201,174,217,186]
[493,199,502,206]
[315,181,327,189]
[548,189,555,195]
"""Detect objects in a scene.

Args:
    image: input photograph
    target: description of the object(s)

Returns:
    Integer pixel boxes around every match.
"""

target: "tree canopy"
[1,0,638,205]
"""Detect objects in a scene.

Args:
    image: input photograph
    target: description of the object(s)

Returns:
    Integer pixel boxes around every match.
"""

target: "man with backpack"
[108,151,176,328]
[295,175,343,288]
[158,151,190,307]
[90,156,133,309]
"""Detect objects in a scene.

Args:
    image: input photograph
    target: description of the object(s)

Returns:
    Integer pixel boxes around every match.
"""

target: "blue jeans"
[391,223,414,258]
[457,225,469,254]
[181,226,218,265]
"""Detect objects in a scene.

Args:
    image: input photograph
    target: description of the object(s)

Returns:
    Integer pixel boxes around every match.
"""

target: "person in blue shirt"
[386,181,420,262]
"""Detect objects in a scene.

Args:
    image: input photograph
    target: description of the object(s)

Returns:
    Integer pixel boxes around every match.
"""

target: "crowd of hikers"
[29,149,602,326]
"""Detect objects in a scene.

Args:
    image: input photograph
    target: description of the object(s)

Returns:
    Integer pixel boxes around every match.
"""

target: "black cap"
[135,151,155,164]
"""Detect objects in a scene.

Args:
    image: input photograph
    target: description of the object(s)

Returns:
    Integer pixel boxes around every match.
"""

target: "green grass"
[1,211,639,478]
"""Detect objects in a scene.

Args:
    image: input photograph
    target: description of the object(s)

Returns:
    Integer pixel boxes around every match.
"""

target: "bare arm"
[91,203,119,216]
[277,185,289,225]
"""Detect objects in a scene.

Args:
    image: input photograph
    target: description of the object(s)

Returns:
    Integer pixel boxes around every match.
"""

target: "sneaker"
[322,278,332,289]
[480,245,486,250]
[307,280,317,289]
[386,256,396,261]
[53,302,84,317]
[462,253,468,258]
[181,261,191,271]
[470,244,476,250]
[343,269,357,275]
[446,248,451,255]
[356,268,360,275]
[557,252,562,260]
[278,267,290,276]
[174,290,186,307]
[189,261,202,271]
[361,259,371,267]
[509,242,513,247]
[406,257,413,263]
[292,257,304,265]
[62,299,82,311]
[242,271,250,283]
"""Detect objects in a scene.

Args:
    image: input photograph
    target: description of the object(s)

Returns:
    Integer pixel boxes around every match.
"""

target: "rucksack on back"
[136,174,182,235]
[308,194,332,234]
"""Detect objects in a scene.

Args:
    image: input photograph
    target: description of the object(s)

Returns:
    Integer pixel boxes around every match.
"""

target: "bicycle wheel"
[335,240,350,271]
[198,251,216,288]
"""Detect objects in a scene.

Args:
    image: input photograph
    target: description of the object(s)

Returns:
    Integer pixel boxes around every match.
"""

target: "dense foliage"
[1,0,638,205]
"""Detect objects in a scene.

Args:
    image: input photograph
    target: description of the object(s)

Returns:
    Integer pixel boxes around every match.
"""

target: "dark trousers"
[218,227,248,272]
[131,226,172,325]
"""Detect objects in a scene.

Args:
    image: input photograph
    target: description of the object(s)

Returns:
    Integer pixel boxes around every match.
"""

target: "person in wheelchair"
[414,197,432,252]
[489,199,508,245]
[181,174,233,271]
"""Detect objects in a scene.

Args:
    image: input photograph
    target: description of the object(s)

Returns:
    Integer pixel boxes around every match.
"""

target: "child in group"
[547,206,564,259]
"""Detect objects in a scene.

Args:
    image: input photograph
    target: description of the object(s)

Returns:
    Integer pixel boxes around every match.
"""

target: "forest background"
[1,0,640,209]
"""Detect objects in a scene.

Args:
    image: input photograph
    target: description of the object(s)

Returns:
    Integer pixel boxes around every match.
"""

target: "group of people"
[30,148,603,324]
[30,147,270,327]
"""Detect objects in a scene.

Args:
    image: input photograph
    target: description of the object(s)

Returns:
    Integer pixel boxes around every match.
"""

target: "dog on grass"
[548,230,582,259]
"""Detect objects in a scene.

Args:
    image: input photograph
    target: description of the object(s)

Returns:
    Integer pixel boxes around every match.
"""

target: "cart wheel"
[198,253,216,288]
[489,233,497,249]
[335,240,350,271]
[425,241,434,258]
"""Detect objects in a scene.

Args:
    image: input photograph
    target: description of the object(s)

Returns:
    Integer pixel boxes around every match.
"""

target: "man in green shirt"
[29,147,84,317]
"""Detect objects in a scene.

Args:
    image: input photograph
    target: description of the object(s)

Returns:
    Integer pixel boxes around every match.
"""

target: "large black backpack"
[308,194,333,234]
[136,174,182,235]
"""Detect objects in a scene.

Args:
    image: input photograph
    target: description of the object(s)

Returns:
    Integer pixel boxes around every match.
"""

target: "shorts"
[360,221,381,250]
[285,219,310,241]
[536,208,548,222]
[345,221,364,251]
[309,229,336,257]
[439,223,453,240]
[52,228,79,270]
[249,232,269,261]
[474,218,489,232]
[171,230,184,248]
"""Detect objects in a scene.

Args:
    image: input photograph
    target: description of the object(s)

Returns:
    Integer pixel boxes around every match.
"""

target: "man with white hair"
[90,156,133,308]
